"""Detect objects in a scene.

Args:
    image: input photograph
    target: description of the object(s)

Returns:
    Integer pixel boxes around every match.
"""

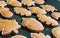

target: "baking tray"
[0,0,60,38]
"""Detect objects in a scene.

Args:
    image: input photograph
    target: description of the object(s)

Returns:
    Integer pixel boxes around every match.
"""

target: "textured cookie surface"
[0,19,21,36]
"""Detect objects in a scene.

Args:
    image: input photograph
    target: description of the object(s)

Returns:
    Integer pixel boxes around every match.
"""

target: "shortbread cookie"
[0,19,21,36]
[37,14,58,26]
[29,7,47,15]
[22,18,44,32]
[22,0,35,6]
[31,33,51,38]
[0,1,7,8]
[52,12,60,20]
[40,5,57,12]
[14,7,31,16]
[52,27,60,38]
[34,0,45,4]
[7,0,22,7]
[11,35,27,38]
[0,8,13,18]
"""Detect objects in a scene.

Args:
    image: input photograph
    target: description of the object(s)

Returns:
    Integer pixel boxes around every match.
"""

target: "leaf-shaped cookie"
[52,12,60,20]
[14,7,31,16]
[0,1,7,8]
[22,18,44,32]
[11,35,27,38]
[40,5,57,12]
[31,33,51,38]
[0,8,13,18]
[0,19,21,36]
[7,0,22,7]
[37,14,58,26]
[52,27,60,38]
[29,7,47,15]
[34,0,45,4]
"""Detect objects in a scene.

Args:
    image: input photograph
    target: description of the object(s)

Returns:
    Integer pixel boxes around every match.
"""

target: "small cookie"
[22,0,35,6]
[14,7,31,16]
[52,12,60,20]
[40,5,57,12]
[29,7,47,15]
[37,14,58,26]
[31,33,51,38]
[34,0,45,4]
[52,27,60,38]
[11,35,27,38]
[22,18,44,32]
[7,0,22,7]
[0,19,21,36]
[0,8,13,18]
[0,1,7,8]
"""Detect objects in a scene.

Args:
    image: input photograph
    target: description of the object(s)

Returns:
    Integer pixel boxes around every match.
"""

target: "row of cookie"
[11,27,60,38]
[0,0,45,7]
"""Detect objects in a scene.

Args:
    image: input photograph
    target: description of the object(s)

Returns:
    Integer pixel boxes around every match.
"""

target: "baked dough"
[11,35,27,38]
[41,5,57,12]
[22,0,35,6]
[37,14,58,26]
[31,33,51,38]
[29,7,47,15]
[52,12,60,20]
[0,1,7,8]
[14,7,31,16]
[22,18,44,32]
[52,27,60,38]
[0,8,13,18]
[0,19,21,36]
[7,0,22,7]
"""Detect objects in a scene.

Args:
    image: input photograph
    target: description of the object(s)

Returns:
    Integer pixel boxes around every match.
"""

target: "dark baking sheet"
[0,0,60,38]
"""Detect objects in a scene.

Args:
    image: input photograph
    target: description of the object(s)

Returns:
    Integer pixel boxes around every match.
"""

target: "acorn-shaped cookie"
[52,27,60,38]
[22,18,44,32]
[52,12,60,20]
[0,8,13,18]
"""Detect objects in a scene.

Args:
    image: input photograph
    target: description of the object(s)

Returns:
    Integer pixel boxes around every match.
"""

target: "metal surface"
[0,0,60,38]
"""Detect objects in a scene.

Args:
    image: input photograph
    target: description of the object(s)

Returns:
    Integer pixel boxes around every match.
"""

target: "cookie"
[52,27,60,38]
[22,0,35,6]
[40,5,57,12]
[0,1,7,8]
[22,18,44,32]
[29,7,47,15]
[52,12,60,20]
[0,19,21,36]
[34,0,45,4]
[7,0,22,7]
[0,8,13,18]
[11,35,27,38]
[37,14,58,26]
[31,33,51,38]
[14,7,31,16]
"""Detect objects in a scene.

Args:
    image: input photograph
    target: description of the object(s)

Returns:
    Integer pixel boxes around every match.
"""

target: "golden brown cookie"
[40,5,57,12]
[22,0,35,6]
[22,18,44,32]
[7,0,22,7]
[37,14,58,26]
[0,1,7,8]
[11,35,27,38]
[52,12,60,20]
[0,8,13,18]
[52,27,60,38]
[34,0,45,4]
[14,7,31,16]
[0,19,21,36]
[29,7,47,15]
[31,33,51,38]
